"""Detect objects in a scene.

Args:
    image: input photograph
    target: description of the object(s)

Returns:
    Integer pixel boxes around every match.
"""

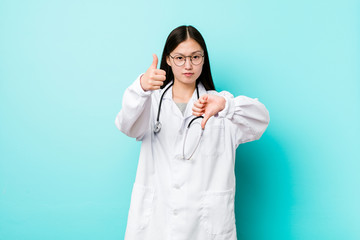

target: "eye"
[192,55,200,59]
[175,56,183,60]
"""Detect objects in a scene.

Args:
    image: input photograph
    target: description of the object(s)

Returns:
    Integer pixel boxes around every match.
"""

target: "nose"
[184,57,193,69]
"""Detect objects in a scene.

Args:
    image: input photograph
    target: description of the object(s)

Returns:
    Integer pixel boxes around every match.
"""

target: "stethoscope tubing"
[182,115,204,160]
[153,82,173,133]
[154,81,200,133]
[154,81,203,160]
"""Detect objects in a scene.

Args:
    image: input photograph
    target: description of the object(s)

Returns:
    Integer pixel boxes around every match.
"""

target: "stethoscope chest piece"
[154,121,162,133]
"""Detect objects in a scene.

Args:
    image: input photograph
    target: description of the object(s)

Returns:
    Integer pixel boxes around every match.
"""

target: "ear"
[166,56,171,66]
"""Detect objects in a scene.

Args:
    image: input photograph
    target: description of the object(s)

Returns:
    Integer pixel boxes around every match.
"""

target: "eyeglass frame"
[169,52,205,67]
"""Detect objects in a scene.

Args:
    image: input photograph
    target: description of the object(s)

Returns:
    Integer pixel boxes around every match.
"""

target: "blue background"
[0,0,359,239]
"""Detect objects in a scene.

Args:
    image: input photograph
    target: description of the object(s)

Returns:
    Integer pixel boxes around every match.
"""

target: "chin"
[184,75,200,83]
[182,78,197,85]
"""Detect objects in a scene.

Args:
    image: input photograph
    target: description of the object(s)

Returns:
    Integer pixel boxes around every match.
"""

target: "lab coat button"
[173,209,178,215]
[173,184,180,189]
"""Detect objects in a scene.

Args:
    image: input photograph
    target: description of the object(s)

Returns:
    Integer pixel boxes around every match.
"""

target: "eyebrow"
[173,50,203,55]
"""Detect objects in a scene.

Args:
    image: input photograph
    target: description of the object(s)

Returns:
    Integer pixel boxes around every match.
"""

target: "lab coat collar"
[161,81,207,101]
[161,81,207,119]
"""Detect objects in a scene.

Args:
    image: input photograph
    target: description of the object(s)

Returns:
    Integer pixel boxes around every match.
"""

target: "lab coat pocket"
[201,118,225,156]
[127,183,155,231]
[200,189,235,236]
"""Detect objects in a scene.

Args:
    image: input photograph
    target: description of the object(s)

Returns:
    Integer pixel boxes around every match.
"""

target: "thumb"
[151,54,158,69]
[201,114,210,129]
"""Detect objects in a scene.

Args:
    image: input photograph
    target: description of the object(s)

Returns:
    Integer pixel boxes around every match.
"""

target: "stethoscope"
[153,81,204,160]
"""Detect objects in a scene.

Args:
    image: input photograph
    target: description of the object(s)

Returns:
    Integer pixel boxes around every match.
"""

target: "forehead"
[172,38,203,55]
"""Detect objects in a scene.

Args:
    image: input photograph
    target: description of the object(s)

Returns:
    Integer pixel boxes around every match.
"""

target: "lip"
[183,73,194,77]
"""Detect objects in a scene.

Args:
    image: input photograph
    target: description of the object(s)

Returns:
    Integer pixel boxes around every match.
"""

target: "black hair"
[159,25,215,90]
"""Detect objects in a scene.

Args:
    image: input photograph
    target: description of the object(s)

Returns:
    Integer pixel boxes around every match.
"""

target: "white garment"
[115,74,270,240]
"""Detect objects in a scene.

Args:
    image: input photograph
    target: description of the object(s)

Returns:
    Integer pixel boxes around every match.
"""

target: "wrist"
[217,96,229,118]
[139,73,147,91]
[220,96,226,111]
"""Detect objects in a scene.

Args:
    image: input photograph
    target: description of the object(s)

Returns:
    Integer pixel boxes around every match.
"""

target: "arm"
[115,54,166,140]
[115,74,152,140]
[218,91,270,146]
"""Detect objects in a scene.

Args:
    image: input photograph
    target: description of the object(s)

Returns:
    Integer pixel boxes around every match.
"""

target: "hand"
[192,94,226,129]
[140,54,167,91]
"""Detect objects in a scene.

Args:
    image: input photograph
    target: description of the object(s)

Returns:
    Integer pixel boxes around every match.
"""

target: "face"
[166,38,204,87]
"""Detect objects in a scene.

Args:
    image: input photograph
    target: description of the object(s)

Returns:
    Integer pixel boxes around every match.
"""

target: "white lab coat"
[115,74,270,240]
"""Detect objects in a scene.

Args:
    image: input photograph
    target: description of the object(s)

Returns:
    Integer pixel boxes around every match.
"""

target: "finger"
[192,103,204,110]
[154,69,166,76]
[192,105,204,113]
[193,101,205,109]
[151,54,158,69]
[201,114,210,129]
[199,95,208,104]
[192,111,203,117]
[152,74,166,81]
[149,85,161,90]
[151,80,165,86]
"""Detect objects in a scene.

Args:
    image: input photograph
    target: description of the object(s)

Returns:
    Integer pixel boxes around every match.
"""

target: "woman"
[115,25,270,240]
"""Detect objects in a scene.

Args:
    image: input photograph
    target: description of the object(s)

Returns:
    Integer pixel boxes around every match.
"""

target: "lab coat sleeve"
[217,91,270,146]
[115,74,152,140]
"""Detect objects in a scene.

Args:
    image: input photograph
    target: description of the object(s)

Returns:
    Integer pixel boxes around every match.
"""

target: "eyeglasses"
[169,53,204,67]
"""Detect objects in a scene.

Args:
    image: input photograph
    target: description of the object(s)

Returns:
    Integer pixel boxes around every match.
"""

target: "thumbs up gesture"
[140,54,167,91]
[192,94,226,129]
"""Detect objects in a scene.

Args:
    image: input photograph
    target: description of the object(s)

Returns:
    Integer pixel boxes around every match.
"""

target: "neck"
[172,80,196,103]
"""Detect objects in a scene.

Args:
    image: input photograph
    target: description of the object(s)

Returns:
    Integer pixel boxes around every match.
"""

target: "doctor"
[115,25,270,240]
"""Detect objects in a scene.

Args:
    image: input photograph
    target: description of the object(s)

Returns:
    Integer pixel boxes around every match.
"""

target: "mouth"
[183,73,194,77]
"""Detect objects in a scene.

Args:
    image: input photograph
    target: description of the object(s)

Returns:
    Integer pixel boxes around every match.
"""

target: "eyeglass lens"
[172,54,203,66]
